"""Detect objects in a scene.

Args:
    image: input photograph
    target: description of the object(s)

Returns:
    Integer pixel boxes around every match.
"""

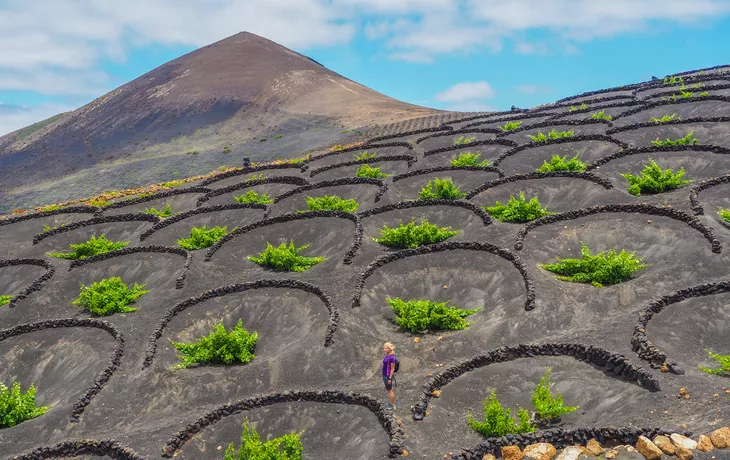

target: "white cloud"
[0,103,74,137]
[435,81,494,103]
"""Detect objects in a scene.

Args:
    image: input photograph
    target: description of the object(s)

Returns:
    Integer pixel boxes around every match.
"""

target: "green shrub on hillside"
[248,241,324,272]
[304,195,359,212]
[698,91,710,97]
[450,152,490,167]
[160,179,185,189]
[87,198,110,207]
[419,178,466,200]
[568,103,588,112]
[590,110,613,121]
[355,164,390,178]
[233,190,273,205]
[171,319,258,369]
[0,295,11,307]
[144,204,173,218]
[0,380,50,428]
[536,154,587,172]
[528,129,574,142]
[718,208,730,223]
[663,75,684,85]
[39,204,61,212]
[373,219,459,248]
[177,226,229,250]
[387,297,479,333]
[621,159,691,196]
[649,114,680,124]
[484,193,553,222]
[498,121,523,132]
[467,390,535,437]
[355,151,376,162]
[224,419,303,460]
[650,131,699,147]
[531,369,578,421]
[454,135,477,145]
[48,235,129,260]
[698,349,730,375]
[540,243,646,288]
[73,276,149,316]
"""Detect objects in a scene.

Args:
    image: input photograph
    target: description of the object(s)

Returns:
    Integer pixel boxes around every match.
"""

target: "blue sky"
[1,0,730,136]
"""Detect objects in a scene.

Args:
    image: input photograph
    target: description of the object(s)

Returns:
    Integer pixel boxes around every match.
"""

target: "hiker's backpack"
[393,356,400,373]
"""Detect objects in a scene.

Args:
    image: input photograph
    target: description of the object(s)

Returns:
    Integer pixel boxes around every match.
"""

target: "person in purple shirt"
[382,342,397,410]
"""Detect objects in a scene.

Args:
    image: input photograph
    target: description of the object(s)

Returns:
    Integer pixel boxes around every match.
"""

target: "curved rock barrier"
[613,95,730,120]
[465,171,613,200]
[689,174,730,215]
[138,203,268,241]
[645,82,730,100]
[459,111,563,130]
[392,165,505,182]
[195,176,309,206]
[68,246,192,289]
[514,204,722,254]
[272,178,388,204]
[198,164,304,187]
[494,118,612,136]
[585,144,730,170]
[412,342,660,420]
[302,141,413,167]
[8,439,145,460]
[415,128,501,145]
[0,206,99,227]
[143,279,338,367]
[308,154,416,178]
[546,101,644,121]
[424,139,519,158]
[364,125,453,144]
[160,390,403,458]
[606,116,730,135]
[351,241,535,310]
[492,134,629,168]
[99,187,212,213]
[0,258,55,308]
[204,210,362,264]
[631,280,730,371]
[0,318,124,422]
[32,214,160,244]
[358,199,492,227]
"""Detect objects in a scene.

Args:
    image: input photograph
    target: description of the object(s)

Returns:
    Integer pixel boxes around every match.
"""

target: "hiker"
[382,342,397,409]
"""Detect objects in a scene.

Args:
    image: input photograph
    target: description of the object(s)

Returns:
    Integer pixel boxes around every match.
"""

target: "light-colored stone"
[653,435,676,455]
[636,436,663,460]
[676,445,693,460]
[586,439,604,456]
[697,434,714,452]
[523,442,557,460]
[671,433,697,450]
[431,389,441,398]
[710,426,730,448]
[482,454,496,460]
[555,446,589,460]
[605,449,618,459]
[502,445,524,460]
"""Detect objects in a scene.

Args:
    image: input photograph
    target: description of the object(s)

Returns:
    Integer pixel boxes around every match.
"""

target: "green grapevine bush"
[234,190,273,205]
[304,195,359,212]
[48,234,129,260]
[387,298,479,333]
[177,226,228,250]
[528,129,574,142]
[355,151,376,161]
[498,121,522,132]
[718,208,730,223]
[171,319,258,369]
[0,295,11,307]
[224,419,303,460]
[144,204,173,218]
[590,110,612,121]
[531,369,578,421]
[649,114,680,124]
[467,390,535,437]
[355,164,390,178]
[568,103,588,112]
[536,154,586,172]
[419,178,465,200]
[454,135,477,145]
[699,349,730,375]
[540,243,647,288]
[450,152,489,167]
[650,131,699,147]
[0,380,50,428]
[373,219,459,248]
[484,192,553,222]
[248,241,324,272]
[73,276,149,316]
[621,159,691,196]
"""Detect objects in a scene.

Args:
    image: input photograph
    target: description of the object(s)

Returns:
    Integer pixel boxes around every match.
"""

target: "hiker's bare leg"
[388,389,395,405]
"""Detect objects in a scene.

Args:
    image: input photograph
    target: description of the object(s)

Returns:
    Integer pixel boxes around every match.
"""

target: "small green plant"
[73,276,149,316]
[170,319,258,369]
[649,114,680,124]
[259,137,268,142]
[651,131,699,147]
[273,134,282,140]
[87,198,110,207]
[454,135,477,145]
[223,419,303,460]
[663,75,684,86]
[161,179,185,188]
[536,154,586,172]
[540,243,647,288]
[590,110,613,121]
[568,103,588,112]
[284,154,310,165]
[185,151,199,155]
[718,208,730,223]
[531,369,578,421]
[484,192,553,222]
[245,173,265,182]
[0,295,11,307]
[355,151,376,161]
[528,129,574,142]
[222,146,231,154]
[621,159,692,196]
[304,195,359,212]
[698,91,710,97]
[450,152,490,167]
[41,224,64,233]
[331,144,345,151]
[234,191,273,205]
[498,121,523,132]
[419,178,465,200]
[248,241,324,272]
[39,204,60,212]
[48,235,129,260]
[467,390,535,437]
[144,204,173,218]
[0,380,50,428]
[355,164,390,178]
[387,297,479,333]
[172,171,180,176]
[373,219,459,248]
[177,226,228,250]
[698,349,730,375]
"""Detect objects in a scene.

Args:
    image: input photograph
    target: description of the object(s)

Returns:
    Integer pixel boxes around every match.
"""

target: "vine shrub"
[73,276,149,316]
[621,159,691,196]
[0,380,50,428]
[484,192,553,222]
[528,129,574,142]
[224,419,303,460]
[650,131,699,147]
[718,209,730,223]
[171,320,258,369]
[304,195,359,212]
[536,154,586,172]
[663,75,684,85]
[355,164,390,179]
[87,198,110,207]
[591,110,613,121]
[419,178,466,200]
[531,369,578,421]
[144,204,173,218]
[373,219,459,249]
[177,226,228,250]
[699,349,730,375]
[568,103,588,112]
[387,298,479,333]
[234,190,273,205]
[540,243,647,288]
[454,135,477,145]
[450,152,490,167]
[650,114,680,124]
[467,390,535,437]
[48,235,129,260]
[355,151,376,161]
[498,121,522,132]
[248,241,324,272]
[0,295,11,307]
